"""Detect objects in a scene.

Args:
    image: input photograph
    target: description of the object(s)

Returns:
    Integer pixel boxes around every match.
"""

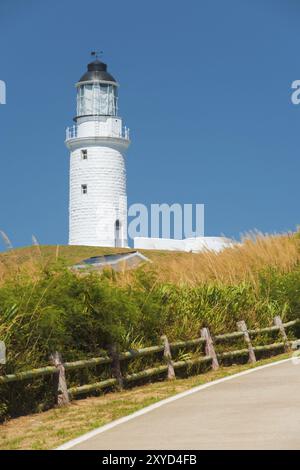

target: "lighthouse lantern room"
[65,55,130,247]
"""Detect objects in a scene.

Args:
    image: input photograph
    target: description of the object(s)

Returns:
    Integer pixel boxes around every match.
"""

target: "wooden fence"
[0,316,299,408]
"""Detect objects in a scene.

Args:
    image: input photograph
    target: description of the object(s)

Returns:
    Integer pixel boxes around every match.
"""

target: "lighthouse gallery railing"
[65,124,130,141]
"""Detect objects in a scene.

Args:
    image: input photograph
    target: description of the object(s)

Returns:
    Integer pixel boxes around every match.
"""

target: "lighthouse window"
[81,149,87,160]
[77,83,118,117]
[81,184,87,195]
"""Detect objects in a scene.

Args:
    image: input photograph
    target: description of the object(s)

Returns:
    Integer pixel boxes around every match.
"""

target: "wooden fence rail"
[0,317,299,407]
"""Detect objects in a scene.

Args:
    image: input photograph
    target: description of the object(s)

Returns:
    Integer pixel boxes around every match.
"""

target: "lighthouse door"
[115,219,121,247]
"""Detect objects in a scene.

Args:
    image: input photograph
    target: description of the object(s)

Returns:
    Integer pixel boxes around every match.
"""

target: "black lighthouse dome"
[78,59,117,84]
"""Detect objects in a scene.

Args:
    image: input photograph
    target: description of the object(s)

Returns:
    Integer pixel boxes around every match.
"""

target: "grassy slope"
[0,244,190,266]
[0,244,193,284]
[0,353,290,450]
[1,233,299,286]
[0,245,133,267]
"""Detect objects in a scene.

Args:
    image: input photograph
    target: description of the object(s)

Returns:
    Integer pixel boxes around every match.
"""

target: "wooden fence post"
[274,316,290,351]
[161,335,175,380]
[201,327,219,370]
[237,320,256,363]
[50,351,69,407]
[108,343,123,390]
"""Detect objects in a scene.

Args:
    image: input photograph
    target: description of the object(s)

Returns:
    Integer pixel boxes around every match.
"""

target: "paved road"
[69,360,300,450]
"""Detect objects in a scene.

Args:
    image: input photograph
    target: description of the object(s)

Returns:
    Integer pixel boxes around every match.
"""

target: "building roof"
[78,59,117,84]
[72,251,151,272]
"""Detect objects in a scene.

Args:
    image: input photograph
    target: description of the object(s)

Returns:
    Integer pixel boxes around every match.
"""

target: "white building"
[65,57,130,247]
[134,236,233,253]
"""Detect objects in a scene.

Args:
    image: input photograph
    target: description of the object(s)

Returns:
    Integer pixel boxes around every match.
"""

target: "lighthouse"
[65,55,130,247]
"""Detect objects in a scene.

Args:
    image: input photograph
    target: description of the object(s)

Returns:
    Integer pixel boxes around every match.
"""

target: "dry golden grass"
[0,245,131,285]
[0,232,299,287]
[137,232,300,286]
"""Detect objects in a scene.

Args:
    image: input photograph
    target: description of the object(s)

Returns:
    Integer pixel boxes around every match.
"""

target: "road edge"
[56,357,293,450]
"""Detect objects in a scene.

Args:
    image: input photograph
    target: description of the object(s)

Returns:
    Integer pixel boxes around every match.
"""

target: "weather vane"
[91,50,103,60]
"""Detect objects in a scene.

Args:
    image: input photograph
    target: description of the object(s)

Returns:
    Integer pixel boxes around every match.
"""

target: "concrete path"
[66,360,300,450]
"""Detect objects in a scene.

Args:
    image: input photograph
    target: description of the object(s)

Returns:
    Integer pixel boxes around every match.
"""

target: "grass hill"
[0,231,299,286]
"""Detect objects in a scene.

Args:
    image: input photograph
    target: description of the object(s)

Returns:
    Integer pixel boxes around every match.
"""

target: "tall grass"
[1,232,299,287]
[144,232,300,287]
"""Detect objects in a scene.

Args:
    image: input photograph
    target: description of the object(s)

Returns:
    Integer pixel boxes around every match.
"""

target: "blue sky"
[0,0,300,248]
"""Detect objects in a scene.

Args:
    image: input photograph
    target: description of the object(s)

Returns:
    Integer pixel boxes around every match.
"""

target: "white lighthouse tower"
[65,55,130,247]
